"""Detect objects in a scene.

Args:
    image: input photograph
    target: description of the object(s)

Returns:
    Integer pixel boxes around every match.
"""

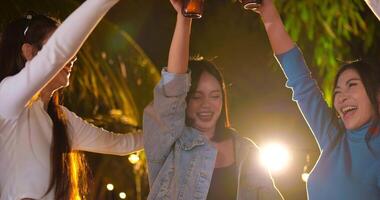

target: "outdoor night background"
[1,0,379,199]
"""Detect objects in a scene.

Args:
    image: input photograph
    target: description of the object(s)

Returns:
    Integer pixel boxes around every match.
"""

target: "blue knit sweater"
[275,47,380,200]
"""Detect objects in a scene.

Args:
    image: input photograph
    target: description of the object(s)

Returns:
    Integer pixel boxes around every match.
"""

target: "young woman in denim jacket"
[256,0,380,199]
[143,0,283,199]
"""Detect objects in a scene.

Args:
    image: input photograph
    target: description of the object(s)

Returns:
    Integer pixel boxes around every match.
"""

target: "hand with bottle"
[170,0,203,19]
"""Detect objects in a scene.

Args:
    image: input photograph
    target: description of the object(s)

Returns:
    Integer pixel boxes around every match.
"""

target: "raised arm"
[63,107,143,155]
[257,0,293,54]
[256,0,340,150]
[167,0,192,73]
[0,0,119,119]
[143,0,192,186]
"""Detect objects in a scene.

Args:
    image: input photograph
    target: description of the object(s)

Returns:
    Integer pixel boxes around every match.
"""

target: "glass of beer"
[239,0,262,10]
[182,0,204,19]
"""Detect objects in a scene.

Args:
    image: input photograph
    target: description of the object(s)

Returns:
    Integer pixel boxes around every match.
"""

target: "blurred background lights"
[301,172,310,182]
[128,154,140,164]
[260,143,291,172]
[106,183,114,191]
[119,192,127,199]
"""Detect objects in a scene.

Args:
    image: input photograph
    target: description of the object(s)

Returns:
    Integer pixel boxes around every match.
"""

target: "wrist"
[177,13,192,24]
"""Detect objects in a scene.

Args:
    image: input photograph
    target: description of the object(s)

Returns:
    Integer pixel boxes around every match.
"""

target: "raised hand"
[252,0,278,22]
[170,0,183,14]
[254,0,294,54]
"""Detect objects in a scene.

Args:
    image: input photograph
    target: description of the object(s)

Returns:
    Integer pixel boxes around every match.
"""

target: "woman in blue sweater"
[254,0,380,199]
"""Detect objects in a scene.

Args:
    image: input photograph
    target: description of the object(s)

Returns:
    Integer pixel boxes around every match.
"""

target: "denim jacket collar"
[178,127,209,151]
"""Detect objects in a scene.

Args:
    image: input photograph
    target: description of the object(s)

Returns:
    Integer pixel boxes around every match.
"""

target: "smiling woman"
[256,0,380,199]
[333,61,380,130]
[142,0,283,200]
[185,59,227,141]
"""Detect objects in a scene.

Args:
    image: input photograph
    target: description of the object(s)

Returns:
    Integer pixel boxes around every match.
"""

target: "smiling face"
[333,69,375,130]
[186,71,223,134]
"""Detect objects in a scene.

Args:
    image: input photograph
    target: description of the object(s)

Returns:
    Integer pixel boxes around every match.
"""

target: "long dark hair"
[332,60,380,119]
[0,13,88,199]
[186,58,233,142]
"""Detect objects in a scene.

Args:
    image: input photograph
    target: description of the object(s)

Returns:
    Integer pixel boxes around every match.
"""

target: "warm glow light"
[302,172,310,182]
[128,154,140,164]
[260,143,291,172]
[106,183,114,191]
[119,192,127,199]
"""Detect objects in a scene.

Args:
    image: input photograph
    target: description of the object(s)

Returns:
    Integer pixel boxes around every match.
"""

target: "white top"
[0,100,143,199]
[0,0,143,199]
[365,0,380,20]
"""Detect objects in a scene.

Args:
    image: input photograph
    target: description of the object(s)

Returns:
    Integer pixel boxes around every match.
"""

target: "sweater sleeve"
[143,69,190,185]
[63,106,143,155]
[275,46,340,151]
[365,0,380,21]
[0,0,119,119]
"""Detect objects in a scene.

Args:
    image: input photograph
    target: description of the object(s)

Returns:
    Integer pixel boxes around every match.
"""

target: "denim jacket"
[143,70,283,200]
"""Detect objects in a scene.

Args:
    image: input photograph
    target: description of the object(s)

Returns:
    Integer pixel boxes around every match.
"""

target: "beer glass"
[182,0,204,19]
[239,0,262,10]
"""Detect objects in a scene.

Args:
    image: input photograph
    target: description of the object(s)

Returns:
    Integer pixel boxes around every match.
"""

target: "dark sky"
[107,0,322,199]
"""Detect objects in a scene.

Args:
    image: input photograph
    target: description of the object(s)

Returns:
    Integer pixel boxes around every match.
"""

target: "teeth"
[197,112,213,117]
[341,106,357,114]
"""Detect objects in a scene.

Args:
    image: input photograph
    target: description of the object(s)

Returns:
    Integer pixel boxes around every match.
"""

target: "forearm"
[167,14,192,74]
[65,107,143,155]
[260,1,294,55]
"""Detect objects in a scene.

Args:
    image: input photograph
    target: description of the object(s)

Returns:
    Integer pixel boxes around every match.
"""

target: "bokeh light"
[106,183,114,191]
[260,143,291,173]
[119,192,127,199]
[128,154,140,164]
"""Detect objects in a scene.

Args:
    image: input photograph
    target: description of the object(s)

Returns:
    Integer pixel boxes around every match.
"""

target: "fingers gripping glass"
[182,0,205,19]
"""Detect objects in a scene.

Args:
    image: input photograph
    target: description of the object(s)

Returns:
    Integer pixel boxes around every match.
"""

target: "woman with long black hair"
[0,0,143,199]
[255,0,380,199]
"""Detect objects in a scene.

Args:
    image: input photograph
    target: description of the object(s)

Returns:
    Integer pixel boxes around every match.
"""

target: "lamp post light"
[106,183,114,191]
[119,192,127,199]
[105,183,116,200]
[128,153,142,200]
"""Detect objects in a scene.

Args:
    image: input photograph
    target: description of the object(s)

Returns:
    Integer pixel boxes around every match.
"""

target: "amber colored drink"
[182,0,204,19]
